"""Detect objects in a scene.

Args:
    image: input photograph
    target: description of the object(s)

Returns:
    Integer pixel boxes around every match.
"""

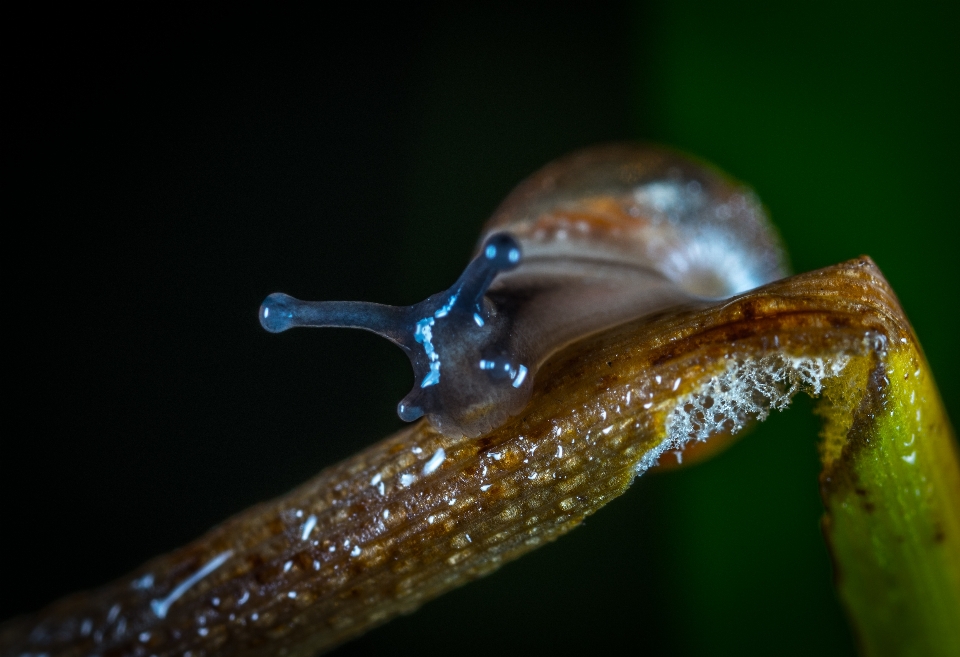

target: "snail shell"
[260,144,787,437]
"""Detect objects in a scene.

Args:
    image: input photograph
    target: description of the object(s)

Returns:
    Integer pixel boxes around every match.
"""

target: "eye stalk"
[482,232,521,269]
[259,232,527,437]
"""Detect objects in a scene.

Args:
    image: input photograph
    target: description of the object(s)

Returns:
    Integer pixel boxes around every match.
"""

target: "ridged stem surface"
[3,258,957,656]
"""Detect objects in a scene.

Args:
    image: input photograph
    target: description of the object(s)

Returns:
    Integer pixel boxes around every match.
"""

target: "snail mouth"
[423,392,526,440]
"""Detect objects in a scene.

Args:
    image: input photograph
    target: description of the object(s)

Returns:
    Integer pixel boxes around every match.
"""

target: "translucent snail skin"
[260,144,788,437]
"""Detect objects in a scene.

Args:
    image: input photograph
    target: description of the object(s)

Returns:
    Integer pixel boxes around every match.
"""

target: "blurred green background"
[5,3,957,656]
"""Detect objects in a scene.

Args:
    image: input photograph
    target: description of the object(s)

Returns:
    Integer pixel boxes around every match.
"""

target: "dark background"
[5,3,958,656]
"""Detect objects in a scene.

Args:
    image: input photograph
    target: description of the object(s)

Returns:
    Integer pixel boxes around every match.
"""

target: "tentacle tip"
[260,292,295,333]
[482,232,522,272]
[398,400,425,422]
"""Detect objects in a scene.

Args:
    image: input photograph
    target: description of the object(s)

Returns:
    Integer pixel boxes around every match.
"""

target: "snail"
[260,144,788,437]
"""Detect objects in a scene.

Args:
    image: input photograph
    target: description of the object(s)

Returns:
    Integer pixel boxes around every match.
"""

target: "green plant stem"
[820,345,960,657]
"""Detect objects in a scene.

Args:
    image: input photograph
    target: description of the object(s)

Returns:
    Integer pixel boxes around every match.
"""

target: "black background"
[5,4,958,656]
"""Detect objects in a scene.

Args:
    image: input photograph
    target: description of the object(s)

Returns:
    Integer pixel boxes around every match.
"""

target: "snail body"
[260,144,787,437]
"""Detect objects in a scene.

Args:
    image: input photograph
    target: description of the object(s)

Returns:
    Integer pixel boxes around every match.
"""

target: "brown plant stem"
[3,257,956,657]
